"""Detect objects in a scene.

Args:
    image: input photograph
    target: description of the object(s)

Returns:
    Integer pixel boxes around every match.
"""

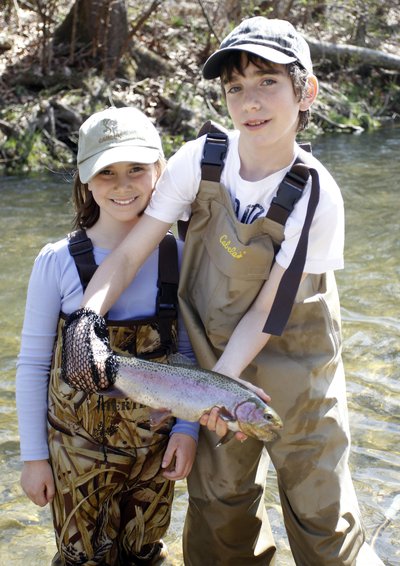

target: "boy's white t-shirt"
[147,130,344,274]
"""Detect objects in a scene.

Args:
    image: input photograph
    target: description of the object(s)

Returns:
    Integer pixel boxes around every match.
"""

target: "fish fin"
[149,409,173,431]
[167,352,196,366]
[215,430,235,448]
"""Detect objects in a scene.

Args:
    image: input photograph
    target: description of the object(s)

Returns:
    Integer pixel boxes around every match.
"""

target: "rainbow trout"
[108,354,283,442]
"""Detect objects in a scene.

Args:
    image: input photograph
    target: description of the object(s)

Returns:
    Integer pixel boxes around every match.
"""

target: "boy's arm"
[201,263,307,436]
[214,262,287,378]
[82,214,172,315]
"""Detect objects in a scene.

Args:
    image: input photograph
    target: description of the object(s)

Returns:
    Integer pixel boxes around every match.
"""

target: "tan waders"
[48,232,179,565]
[179,145,365,565]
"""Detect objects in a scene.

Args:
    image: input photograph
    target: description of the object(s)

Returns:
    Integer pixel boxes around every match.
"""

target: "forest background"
[0,0,399,176]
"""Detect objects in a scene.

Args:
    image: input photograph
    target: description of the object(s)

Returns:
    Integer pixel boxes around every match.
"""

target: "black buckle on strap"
[156,283,177,312]
[201,132,228,182]
[271,171,307,212]
[201,132,228,167]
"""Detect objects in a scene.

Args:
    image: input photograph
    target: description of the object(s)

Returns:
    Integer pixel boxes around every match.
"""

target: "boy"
[63,18,384,566]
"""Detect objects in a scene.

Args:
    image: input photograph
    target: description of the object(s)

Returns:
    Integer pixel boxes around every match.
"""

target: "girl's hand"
[20,460,55,507]
[162,433,197,480]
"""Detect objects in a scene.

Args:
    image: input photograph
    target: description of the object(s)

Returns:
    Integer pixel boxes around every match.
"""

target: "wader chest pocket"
[201,201,275,280]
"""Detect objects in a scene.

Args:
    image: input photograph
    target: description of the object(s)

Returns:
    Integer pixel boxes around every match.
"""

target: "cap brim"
[202,44,297,79]
[78,145,160,184]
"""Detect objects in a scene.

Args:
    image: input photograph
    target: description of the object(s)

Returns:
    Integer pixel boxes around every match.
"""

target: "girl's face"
[88,161,159,226]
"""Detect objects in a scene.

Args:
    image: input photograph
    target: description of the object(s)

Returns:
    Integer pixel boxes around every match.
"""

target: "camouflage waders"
[48,232,179,566]
[179,132,365,565]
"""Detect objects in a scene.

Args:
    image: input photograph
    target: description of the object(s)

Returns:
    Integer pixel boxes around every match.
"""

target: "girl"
[16,106,198,565]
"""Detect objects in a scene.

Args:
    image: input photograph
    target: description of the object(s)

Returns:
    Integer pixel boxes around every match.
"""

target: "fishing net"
[61,308,118,392]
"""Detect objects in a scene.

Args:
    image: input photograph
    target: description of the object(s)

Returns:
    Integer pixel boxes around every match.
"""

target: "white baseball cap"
[77,107,163,184]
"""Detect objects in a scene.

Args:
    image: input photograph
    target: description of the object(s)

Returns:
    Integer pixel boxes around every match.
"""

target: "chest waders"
[48,231,178,566]
[180,123,364,566]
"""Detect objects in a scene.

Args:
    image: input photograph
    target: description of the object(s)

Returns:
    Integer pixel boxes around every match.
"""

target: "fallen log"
[305,37,400,72]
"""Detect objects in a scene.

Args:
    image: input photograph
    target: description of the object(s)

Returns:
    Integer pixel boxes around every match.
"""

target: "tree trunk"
[53,0,128,77]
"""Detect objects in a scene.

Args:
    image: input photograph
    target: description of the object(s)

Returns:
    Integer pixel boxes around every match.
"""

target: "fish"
[107,353,283,443]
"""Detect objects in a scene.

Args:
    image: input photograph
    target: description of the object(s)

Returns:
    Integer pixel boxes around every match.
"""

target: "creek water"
[0,126,399,565]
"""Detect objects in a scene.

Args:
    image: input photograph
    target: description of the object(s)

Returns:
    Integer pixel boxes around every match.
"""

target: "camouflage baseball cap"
[202,17,313,79]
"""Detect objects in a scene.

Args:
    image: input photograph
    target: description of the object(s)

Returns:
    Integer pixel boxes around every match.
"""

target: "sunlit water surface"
[0,127,399,565]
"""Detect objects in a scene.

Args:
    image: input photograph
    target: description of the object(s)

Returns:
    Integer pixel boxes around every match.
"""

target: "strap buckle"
[201,132,228,182]
[156,282,177,312]
[201,132,228,167]
[271,170,308,212]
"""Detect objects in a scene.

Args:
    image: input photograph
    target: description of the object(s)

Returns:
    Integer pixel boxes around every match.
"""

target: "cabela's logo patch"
[219,234,247,259]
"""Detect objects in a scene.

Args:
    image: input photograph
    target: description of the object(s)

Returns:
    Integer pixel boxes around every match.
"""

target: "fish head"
[235,398,283,442]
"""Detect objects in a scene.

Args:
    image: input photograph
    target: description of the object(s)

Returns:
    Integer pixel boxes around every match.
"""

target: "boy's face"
[222,55,314,154]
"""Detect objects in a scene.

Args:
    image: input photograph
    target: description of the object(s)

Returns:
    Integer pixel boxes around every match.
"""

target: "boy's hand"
[20,460,55,507]
[162,433,197,480]
[200,378,271,442]
[199,408,248,441]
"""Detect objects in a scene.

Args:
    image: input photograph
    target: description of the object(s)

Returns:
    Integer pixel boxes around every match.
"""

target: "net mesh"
[61,308,118,392]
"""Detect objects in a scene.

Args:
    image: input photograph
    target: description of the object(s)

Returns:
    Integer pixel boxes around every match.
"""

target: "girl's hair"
[71,158,166,230]
[220,51,310,131]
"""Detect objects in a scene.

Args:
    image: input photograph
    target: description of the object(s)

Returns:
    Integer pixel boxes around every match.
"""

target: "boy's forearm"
[213,263,286,379]
[82,246,135,315]
[81,214,172,315]
[214,266,308,379]
[213,310,271,379]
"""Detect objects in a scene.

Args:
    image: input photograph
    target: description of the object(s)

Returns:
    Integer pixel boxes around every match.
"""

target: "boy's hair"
[220,51,310,132]
[71,158,166,230]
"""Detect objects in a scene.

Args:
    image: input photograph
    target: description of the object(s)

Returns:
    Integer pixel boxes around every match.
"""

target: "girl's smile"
[86,161,159,246]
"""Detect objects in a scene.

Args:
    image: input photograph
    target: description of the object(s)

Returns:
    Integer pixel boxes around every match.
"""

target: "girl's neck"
[86,217,139,250]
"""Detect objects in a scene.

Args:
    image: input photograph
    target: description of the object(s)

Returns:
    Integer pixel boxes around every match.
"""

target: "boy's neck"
[238,137,296,182]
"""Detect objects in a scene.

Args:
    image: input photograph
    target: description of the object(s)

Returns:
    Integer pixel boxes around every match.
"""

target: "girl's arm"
[161,433,197,481]
[16,245,62,505]
[16,245,62,461]
[20,460,55,507]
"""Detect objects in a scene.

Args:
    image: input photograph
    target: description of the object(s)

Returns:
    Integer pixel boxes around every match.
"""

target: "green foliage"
[0,0,399,175]
[162,134,187,159]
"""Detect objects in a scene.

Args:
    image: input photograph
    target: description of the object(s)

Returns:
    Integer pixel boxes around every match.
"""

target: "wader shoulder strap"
[263,162,320,336]
[67,229,97,291]
[177,121,229,241]
[157,232,179,313]
[157,232,179,355]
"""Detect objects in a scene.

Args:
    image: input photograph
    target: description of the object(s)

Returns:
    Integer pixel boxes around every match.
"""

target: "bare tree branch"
[197,0,220,43]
